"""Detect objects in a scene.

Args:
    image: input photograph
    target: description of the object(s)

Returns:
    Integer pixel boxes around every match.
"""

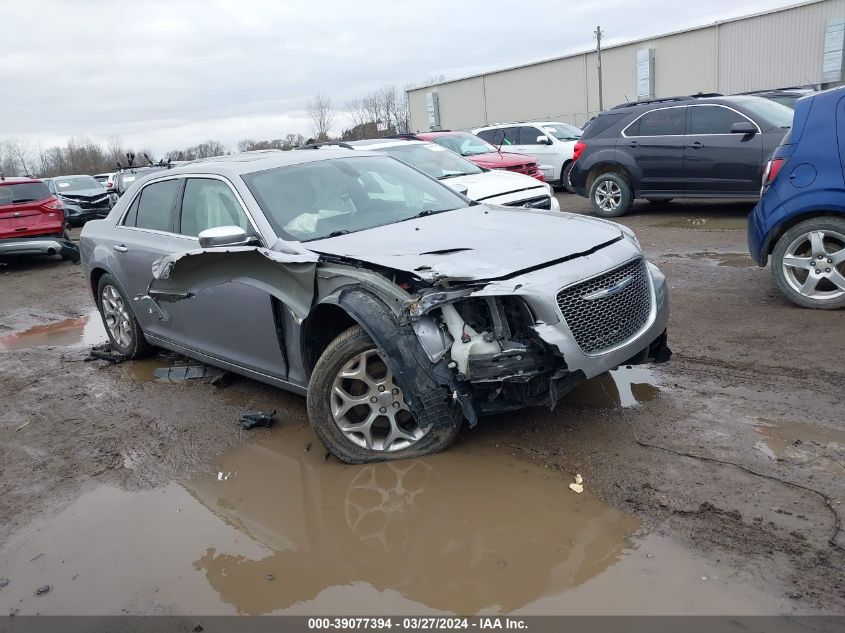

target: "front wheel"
[771,217,845,310]
[307,325,461,463]
[589,173,633,217]
[97,274,152,357]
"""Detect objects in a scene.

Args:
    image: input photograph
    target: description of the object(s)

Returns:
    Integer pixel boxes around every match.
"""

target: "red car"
[403,131,545,181]
[0,176,78,261]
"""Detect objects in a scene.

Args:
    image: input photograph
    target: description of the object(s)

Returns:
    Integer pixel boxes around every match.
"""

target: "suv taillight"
[573,141,586,162]
[762,158,785,192]
[43,196,64,211]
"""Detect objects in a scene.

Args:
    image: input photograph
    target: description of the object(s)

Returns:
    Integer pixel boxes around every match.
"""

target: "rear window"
[0,182,51,206]
[580,113,628,139]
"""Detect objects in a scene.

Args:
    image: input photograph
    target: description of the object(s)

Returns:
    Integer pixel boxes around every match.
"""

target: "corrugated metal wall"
[407,0,845,132]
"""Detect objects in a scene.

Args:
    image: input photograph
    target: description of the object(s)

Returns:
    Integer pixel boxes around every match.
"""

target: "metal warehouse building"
[407,0,845,132]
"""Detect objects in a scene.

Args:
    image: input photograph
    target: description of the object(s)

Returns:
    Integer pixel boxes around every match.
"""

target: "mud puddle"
[563,366,661,408]
[665,252,755,268]
[0,311,106,351]
[0,424,788,616]
[656,217,746,230]
[754,417,845,474]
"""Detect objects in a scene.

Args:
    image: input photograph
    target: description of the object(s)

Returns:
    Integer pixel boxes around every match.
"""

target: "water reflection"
[185,427,640,614]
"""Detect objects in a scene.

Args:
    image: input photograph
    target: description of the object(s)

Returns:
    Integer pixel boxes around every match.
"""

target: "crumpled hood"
[307,206,623,282]
[59,188,110,201]
[442,170,547,202]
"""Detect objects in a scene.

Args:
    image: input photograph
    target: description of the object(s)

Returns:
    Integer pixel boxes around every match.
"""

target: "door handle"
[627,140,639,148]
[686,141,703,149]
[113,244,128,253]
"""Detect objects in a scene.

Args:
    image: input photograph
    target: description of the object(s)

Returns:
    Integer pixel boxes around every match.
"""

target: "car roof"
[146,148,379,178]
[0,176,41,186]
[45,174,98,181]
[474,121,577,130]
[344,139,427,150]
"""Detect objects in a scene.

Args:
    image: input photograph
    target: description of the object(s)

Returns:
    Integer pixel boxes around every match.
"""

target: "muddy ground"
[0,195,843,616]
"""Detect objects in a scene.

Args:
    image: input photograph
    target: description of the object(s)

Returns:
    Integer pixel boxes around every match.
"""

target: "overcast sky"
[1,0,797,155]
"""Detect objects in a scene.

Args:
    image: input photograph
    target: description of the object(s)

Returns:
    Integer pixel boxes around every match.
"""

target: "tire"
[307,325,461,464]
[96,274,152,357]
[589,172,633,217]
[561,162,575,193]
[771,217,845,310]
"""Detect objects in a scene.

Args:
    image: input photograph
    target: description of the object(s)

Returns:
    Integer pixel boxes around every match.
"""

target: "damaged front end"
[143,237,670,433]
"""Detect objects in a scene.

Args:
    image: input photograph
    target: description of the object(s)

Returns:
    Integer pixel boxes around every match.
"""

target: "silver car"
[79,149,670,463]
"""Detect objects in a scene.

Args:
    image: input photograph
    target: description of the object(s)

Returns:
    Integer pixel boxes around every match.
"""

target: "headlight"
[619,225,641,250]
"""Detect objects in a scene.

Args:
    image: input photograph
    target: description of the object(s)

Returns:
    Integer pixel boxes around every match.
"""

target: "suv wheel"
[772,217,845,310]
[97,274,152,357]
[589,173,633,217]
[561,162,575,193]
[307,325,461,463]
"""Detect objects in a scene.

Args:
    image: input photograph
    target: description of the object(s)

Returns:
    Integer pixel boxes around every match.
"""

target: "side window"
[123,195,141,227]
[626,107,686,137]
[479,127,519,146]
[179,178,253,238]
[518,126,545,145]
[688,106,750,135]
[134,179,180,232]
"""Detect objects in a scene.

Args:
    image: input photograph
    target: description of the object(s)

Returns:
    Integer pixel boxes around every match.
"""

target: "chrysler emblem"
[582,275,634,301]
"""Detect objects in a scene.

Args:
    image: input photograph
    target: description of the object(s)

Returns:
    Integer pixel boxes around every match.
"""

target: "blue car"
[748,86,845,309]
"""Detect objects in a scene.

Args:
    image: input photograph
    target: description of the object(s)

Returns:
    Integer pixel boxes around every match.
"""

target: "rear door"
[109,177,182,341]
[621,106,687,195]
[683,104,763,194]
[164,176,287,378]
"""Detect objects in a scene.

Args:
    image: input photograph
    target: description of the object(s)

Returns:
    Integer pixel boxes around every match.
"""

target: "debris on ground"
[240,410,276,430]
[15,421,30,432]
[154,364,225,383]
[210,371,235,388]
[33,585,51,597]
[0,578,8,589]
[569,473,584,494]
[304,442,312,453]
[84,343,125,364]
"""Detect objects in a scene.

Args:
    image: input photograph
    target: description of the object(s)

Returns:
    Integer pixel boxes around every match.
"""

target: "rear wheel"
[771,217,845,310]
[307,325,461,463]
[589,173,633,217]
[561,162,575,193]
[96,274,152,357]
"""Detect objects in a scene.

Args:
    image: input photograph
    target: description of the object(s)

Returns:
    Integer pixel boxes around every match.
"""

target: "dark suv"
[568,95,793,217]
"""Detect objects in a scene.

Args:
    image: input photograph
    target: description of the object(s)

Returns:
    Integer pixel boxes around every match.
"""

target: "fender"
[319,286,478,429]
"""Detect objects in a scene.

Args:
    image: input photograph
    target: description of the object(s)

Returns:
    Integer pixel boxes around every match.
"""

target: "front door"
[163,176,287,379]
[683,104,764,195]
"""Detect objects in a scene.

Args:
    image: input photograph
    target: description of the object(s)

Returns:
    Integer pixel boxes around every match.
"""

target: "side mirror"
[536,135,552,145]
[198,226,250,248]
[446,183,469,196]
[731,122,757,136]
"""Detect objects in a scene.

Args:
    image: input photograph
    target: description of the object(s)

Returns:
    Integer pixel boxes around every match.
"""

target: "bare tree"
[5,139,35,175]
[307,93,335,141]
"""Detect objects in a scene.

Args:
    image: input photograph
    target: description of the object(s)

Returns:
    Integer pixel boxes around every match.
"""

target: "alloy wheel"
[781,229,845,301]
[330,349,430,452]
[594,180,622,213]
[101,284,133,348]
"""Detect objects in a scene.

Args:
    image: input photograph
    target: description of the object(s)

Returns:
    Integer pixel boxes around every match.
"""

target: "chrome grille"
[504,195,551,210]
[556,258,651,354]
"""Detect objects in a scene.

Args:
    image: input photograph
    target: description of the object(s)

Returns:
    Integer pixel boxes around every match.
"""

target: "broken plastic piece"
[569,473,584,494]
[241,410,276,430]
[84,343,125,364]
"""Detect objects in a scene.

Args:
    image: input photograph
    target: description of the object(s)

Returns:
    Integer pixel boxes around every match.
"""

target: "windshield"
[431,133,497,157]
[0,182,51,206]
[54,176,102,193]
[376,143,483,179]
[733,97,794,129]
[541,123,582,141]
[242,155,470,242]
